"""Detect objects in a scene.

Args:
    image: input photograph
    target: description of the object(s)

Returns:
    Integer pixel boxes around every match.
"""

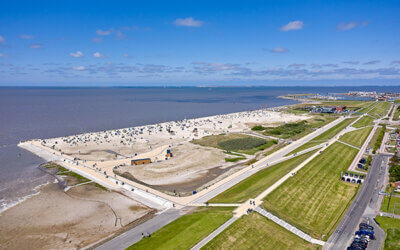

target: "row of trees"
[389,154,400,182]
[373,125,386,154]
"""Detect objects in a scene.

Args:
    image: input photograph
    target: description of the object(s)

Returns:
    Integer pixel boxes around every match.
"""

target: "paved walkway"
[189,203,241,207]
[337,140,360,150]
[190,217,239,250]
[96,208,182,250]
[254,207,325,246]
[64,180,93,191]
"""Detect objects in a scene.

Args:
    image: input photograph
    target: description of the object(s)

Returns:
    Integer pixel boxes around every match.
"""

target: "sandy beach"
[0,178,152,249]
[32,109,309,194]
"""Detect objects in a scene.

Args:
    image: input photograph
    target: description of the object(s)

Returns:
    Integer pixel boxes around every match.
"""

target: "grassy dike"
[368,102,391,118]
[127,207,233,250]
[203,213,316,250]
[352,116,375,128]
[262,142,359,240]
[340,126,373,148]
[285,117,356,156]
[209,150,317,203]
[311,117,356,141]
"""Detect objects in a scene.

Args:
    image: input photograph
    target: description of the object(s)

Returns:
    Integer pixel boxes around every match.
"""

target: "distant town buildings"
[311,106,347,114]
[346,91,400,101]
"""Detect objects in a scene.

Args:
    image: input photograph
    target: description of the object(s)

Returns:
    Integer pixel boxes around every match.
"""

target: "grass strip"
[127,207,233,250]
[209,150,316,203]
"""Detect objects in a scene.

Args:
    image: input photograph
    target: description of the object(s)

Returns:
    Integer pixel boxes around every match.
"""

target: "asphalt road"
[323,154,390,250]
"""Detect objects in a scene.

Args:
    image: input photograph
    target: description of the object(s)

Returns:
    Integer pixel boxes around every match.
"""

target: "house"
[131,158,152,166]
[394,181,400,192]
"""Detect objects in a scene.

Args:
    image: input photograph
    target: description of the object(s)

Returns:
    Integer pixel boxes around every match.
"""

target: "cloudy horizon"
[0,0,399,86]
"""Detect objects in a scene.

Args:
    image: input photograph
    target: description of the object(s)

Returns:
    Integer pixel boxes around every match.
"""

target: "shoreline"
[20,101,299,144]
[0,163,154,249]
[3,100,300,216]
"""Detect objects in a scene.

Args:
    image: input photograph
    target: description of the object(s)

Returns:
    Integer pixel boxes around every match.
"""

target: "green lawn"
[311,118,356,141]
[381,196,400,215]
[369,102,391,118]
[44,162,91,184]
[375,216,400,250]
[340,127,373,148]
[352,116,375,128]
[285,141,325,156]
[127,207,233,250]
[209,150,316,203]
[262,142,359,240]
[202,213,316,250]
[357,102,376,114]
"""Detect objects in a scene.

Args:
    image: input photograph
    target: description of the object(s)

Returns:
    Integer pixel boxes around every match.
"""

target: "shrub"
[218,137,268,151]
[373,125,386,153]
[252,125,266,131]
[262,121,310,138]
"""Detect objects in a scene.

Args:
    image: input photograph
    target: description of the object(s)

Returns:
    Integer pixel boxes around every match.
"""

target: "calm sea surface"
[0,86,399,211]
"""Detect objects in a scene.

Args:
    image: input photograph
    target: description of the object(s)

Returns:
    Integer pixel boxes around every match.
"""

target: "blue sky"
[0,0,399,86]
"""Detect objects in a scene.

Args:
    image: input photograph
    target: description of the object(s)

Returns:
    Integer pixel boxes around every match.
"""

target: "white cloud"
[91,37,103,43]
[73,66,86,71]
[0,53,8,58]
[270,47,288,53]
[123,53,133,58]
[96,29,113,36]
[337,22,357,31]
[279,21,304,31]
[0,36,5,43]
[29,44,42,49]
[116,31,125,39]
[70,51,83,58]
[173,17,204,27]
[20,34,34,39]
[93,52,105,58]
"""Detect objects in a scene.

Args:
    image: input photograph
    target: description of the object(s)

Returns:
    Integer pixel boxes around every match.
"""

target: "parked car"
[347,247,365,250]
[351,242,367,249]
[359,158,367,164]
[359,223,374,231]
